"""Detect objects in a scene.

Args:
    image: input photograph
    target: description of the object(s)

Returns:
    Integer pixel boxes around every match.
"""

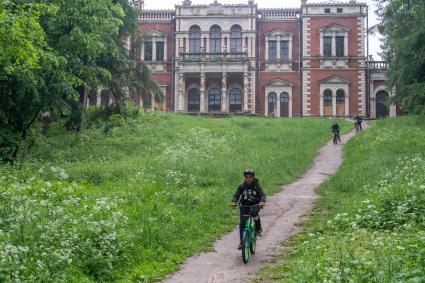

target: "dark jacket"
[331,123,340,132]
[232,178,266,205]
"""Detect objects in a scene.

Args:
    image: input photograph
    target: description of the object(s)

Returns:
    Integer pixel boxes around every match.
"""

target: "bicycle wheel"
[250,231,256,254]
[242,231,250,264]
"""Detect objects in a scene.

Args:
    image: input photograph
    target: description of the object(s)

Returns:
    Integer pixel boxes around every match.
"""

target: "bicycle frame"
[239,204,259,263]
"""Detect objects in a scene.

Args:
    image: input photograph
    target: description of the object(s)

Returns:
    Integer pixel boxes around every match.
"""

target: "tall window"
[268,40,277,60]
[336,36,344,57]
[188,88,200,112]
[144,41,152,61]
[156,41,164,61]
[208,88,221,111]
[189,25,201,53]
[210,25,221,53]
[229,88,242,111]
[230,25,242,53]
[280,40,289,61]
[323,36,332,57]
[324,89,332,106]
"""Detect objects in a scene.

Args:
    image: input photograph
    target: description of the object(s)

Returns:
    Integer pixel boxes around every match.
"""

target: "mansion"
[88,0,398,118]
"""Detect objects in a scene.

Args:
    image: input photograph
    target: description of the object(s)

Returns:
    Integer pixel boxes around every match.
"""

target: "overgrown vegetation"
[0,0,159,162]
[258,116,425,282]
[0,115,349,282]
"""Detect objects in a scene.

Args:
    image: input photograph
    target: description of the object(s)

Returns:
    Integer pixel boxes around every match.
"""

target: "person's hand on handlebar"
[259,202,265,208]
[231,202,237,208]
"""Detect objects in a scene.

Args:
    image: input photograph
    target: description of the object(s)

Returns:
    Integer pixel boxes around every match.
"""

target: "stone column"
[221,73,227,112]
[276,94,281,117]
[369,81,376,118]
[164,39,168,61]
[265,37,269,60]
[162,88,167,112]
[319,33,323,56]
[243,71,249,112]
[289,37,293,60]
[344,35,348,56]
[179,73,185,112]
[319,93,324,117]
[332,90,337,116]
[277,35,281,61]
[265,92,268,117]
[200,72,206,113]
[289,95,293,118]
[96,89,101,106]
[151,92,155,112]
[152,38,157,62]
[390,87,397,117]
[331,32,336,56]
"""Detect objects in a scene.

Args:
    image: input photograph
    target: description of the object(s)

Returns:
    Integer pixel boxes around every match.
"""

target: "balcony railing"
[368,61,388,69]
[180,52,249,63]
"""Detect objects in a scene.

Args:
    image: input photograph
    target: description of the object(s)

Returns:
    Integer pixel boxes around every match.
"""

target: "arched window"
[376,90,389,118]
[323,89,332,116]
[208,88,221,111]
[188,88,200,112]
[280,92,289,103]
[210,25,221,53]
[229,88,242,112]
[280,92,289,117]
[230,25,242,53]
[189,25,201,53]
[268,92,277,115]
[336,89,345,103]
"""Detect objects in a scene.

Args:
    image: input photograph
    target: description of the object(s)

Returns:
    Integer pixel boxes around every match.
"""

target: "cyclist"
[231,169,266,250]
[331,121,341,143]
[354,114,363,131]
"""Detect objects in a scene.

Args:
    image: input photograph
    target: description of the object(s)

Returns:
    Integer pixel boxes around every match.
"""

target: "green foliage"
[258,116,425,282]
[1,115,350,281]
[375,0,425,114]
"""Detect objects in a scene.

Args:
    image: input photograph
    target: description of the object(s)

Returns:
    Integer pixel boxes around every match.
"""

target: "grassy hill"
[0,114,350,282]
[258,116,425,282]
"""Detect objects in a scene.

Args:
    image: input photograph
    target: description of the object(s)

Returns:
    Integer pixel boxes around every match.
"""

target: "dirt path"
[163,124,368,283]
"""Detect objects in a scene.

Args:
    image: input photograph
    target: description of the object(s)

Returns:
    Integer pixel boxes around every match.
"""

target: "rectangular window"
[336,36,344,57]
[268,40,277,60]
[337,8,343,13]
[280,40,289,61]
[189,38,200,53]
[324,8,331,13]
[156,41,164,61]
[323,36,332,57]
[144,41,152,61]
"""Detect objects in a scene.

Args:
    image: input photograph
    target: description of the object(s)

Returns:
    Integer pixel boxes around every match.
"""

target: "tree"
[375,0,425,114]
[0,1,73,162]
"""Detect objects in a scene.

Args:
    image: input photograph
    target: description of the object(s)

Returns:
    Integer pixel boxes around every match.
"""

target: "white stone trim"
[302,70,311,116]
[320,83,349,117]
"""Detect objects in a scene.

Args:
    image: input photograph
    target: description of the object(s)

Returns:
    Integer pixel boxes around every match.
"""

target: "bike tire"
[242,231,250,264]
[250,232,256,254]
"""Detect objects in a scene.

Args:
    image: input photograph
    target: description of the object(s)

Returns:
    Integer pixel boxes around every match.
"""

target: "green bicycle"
[240,204,260,264]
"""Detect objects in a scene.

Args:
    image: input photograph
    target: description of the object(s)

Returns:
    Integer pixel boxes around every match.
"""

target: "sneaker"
[238,243,242,250]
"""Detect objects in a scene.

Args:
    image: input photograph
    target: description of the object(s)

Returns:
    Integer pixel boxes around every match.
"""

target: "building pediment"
[265,28,293,37]
[142,29,166,38]
[319,75,351,84]
[266,79,293,87]
[318,23,350,32]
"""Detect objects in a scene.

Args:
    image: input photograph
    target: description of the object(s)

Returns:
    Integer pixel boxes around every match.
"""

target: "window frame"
[230,25,242,53]
[144,41,153,61]
[189,25,201,53]
[323,36,332,57]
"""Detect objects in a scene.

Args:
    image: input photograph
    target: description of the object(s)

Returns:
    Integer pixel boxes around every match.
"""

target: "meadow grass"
[0,113,350,282]
[258,116,425,282]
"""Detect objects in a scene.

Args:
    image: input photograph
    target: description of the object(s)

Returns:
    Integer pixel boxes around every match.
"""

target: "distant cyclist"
[354,114,363,132]
[331,121,341,143]
[231,169,266,250]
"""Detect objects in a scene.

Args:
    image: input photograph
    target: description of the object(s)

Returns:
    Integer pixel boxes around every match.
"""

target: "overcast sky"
[143,0,384,60]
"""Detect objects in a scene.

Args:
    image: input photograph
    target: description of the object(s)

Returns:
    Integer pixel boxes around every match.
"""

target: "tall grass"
[1,113,350,282]
[258,116,425,282]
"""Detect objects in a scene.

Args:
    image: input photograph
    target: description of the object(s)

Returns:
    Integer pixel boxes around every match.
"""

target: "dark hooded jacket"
[232,178,266,206]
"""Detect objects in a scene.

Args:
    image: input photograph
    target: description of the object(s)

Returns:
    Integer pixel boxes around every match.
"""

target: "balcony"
[180,52,249,64]
[368,61,388,70]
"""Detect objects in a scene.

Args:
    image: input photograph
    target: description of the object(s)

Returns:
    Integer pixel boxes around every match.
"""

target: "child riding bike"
[354,114,363,132]
[231,169,266,250]
[331,121,341,143]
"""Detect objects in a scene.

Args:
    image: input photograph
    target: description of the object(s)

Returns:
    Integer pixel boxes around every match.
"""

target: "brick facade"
[95,0,395,118]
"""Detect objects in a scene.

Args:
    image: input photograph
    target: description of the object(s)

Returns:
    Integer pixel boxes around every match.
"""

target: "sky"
[143,0,384,60]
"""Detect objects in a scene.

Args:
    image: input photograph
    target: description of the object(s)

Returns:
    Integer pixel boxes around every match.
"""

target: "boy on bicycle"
[331,121,341,142]
[231,169,266,249]
[354,114,363,131]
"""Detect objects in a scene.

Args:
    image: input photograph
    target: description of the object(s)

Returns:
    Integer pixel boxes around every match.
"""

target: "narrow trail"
[163,123,369,283]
